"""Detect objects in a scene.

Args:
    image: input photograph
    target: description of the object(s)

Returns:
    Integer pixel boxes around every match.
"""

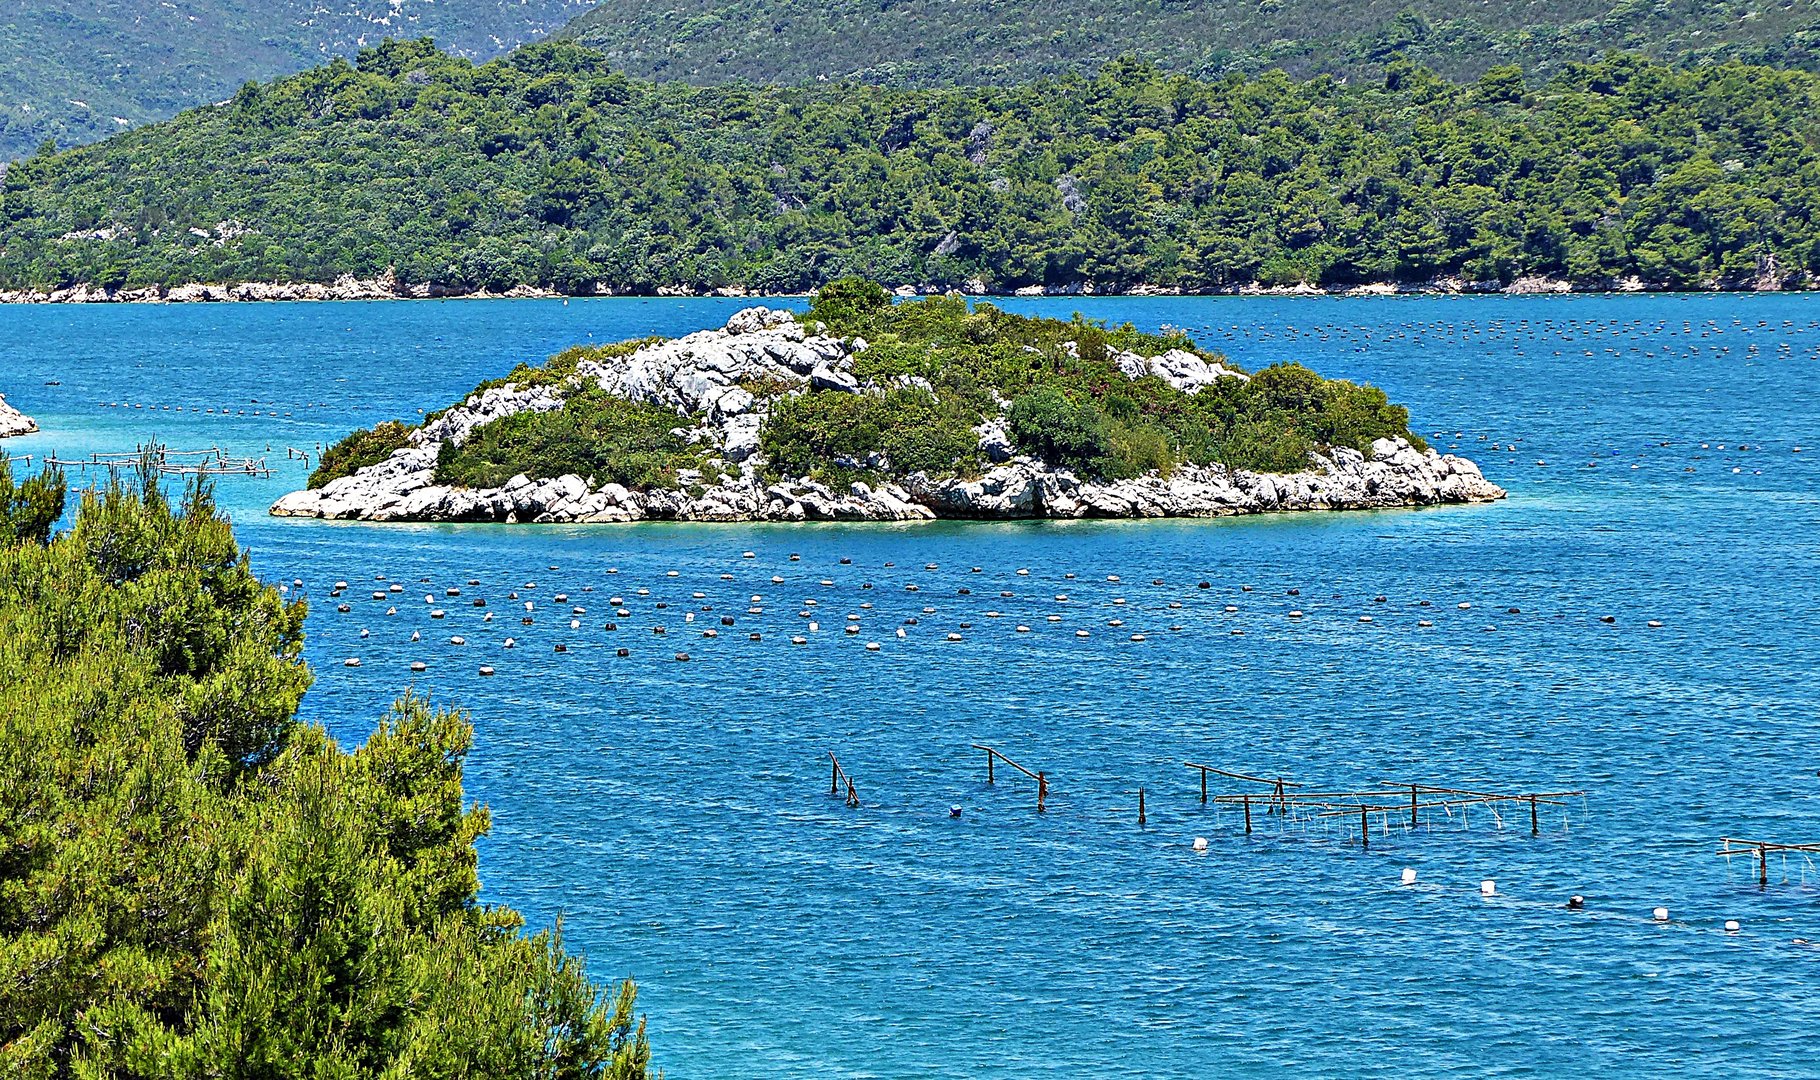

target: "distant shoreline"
[1,272,1814,305]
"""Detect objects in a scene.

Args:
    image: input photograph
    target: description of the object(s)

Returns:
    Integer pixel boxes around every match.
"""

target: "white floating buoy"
[410,661,426,672]
[410,630,421,642]
[896,627,906,638]
[1016,625,1030,633]
[478,665,495,676]
[866,641,880,651]
[1653,906,1669,922]
[1480,879,1497,897]
[343,658,361,667]
[1401,868,1417,885]
[1724,919,1741,932]
[1458,602,1472,610]
[1192,837,1209,852]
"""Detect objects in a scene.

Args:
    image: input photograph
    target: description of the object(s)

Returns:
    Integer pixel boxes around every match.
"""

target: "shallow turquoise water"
[6,294,1820,1077]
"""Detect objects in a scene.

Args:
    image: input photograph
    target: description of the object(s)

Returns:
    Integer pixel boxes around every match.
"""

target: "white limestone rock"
[0,394,37,438]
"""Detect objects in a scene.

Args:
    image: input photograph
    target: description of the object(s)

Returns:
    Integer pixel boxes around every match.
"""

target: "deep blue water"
[5,294,1820,1077]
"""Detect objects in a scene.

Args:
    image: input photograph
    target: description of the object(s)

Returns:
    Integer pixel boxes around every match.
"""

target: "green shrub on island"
[308,418,414,488]
[0,460,654,1077]
[4,43,1820,295]
[343,282,1420,491]
[433,388,699,490]
[771,283,1419,479]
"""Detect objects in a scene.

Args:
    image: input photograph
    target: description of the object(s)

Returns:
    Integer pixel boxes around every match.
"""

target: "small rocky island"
[272,281,1503,523]
[0,394,38,438]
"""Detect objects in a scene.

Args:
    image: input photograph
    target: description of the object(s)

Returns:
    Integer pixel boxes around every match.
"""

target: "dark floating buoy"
[478,665,495,677]
[1567,895,1585,910]
[1600,615,1616,624]
[675,652,690,661]
[950,806,963,818]
[616,647,630,657]
[554,643,568,653]
[1198,581,1211,589]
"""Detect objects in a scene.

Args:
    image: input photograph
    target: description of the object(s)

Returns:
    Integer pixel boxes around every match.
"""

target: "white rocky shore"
[0,394,37,438]
[271,308,1504,524]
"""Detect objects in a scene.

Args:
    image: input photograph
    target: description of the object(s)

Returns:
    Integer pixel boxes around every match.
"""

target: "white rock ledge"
[270,309,1504,524]
[0,394,38,438]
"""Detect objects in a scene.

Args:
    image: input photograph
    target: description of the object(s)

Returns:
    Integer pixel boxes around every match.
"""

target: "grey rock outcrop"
[0,394,37,438]
[271,308,1504,525]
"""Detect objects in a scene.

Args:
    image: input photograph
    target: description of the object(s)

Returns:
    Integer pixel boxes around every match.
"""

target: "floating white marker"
[1480,880,1497,897]
[1401,868,1417,885]
[479,665,495,676]
[1458,602,1472,610]
[1725,920,1741,932]
[343,658,361,667]
[1653,907,1669,922]
[1192,837,1209,852]
[866,642,880,651]
[896,628,906,638]
[410,661,426,672]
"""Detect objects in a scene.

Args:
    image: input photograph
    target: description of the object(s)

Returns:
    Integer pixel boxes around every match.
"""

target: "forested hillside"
[4,40,1819,296]
[557,0,1820,87]
[0,0,597,161]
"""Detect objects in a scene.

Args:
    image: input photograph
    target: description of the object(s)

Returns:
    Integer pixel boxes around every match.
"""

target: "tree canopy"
[0,458,653,1078]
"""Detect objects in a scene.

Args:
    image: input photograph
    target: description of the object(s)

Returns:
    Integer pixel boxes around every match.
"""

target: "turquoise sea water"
[5,294,1820,1077]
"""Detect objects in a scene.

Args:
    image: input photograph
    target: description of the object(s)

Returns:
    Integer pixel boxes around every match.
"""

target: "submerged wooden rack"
[971,744,1048,812]
[1191,766,1586,849]
[828,752,860,808]
[1717,838,1820,886]
[42,443,272,478]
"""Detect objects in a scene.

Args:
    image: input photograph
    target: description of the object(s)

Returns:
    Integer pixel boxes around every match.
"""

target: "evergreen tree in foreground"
[0,456,652,1078]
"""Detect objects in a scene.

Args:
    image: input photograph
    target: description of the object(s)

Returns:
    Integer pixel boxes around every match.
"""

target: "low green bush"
[432,388,693,490]
[309,420,414,488]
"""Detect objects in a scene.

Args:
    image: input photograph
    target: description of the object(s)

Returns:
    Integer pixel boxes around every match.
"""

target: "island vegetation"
[312,281,1420,497]
[3,43,1820,297]
[0,454,653,1077]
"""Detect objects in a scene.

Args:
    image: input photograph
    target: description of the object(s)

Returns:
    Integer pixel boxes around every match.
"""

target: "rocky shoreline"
[0,395,37,438]
[270,307,1504,525]
[2,273,1812,305]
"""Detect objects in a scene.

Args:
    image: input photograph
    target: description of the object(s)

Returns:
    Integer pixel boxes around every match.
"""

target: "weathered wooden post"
[1200,767,1208,805]
[1410,785,1419,828]
[1037,771,1048,813]
[1243,794,1252,834]
[831,756,839,795]
[1138,788,1147,826]
[1360,807,1370,850]
[987,749,995,785]
[846,779,859,809]
[1760,844,1770,887]
[1530,794,1539,836]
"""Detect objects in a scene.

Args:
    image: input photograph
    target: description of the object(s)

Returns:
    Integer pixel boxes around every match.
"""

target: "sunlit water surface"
[5,293,1820,1077]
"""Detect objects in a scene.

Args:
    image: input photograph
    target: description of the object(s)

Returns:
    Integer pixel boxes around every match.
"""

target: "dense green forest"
[0,455,653,1077]
[0,0,596,161]
[560,0,1820,88]
[4,41,1820,294]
